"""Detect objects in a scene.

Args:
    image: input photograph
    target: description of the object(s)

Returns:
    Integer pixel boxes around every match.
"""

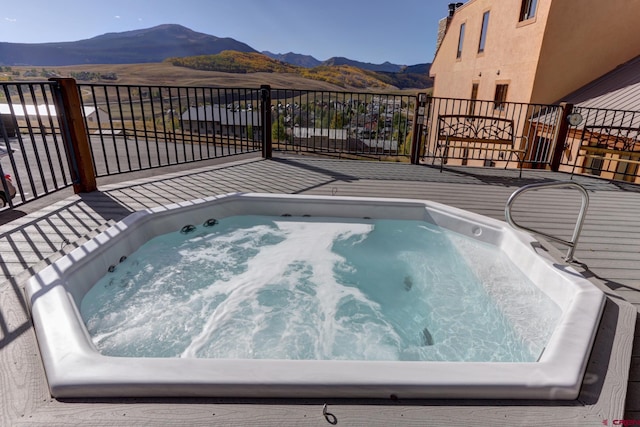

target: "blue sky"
[0,0,455,65]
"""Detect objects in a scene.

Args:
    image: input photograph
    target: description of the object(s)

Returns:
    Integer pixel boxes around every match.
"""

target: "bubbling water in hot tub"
[81,215,560,363]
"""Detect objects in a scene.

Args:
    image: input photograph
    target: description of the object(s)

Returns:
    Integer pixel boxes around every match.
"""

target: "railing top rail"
[428,95,559,109]
[438,114,514,120]
[76,83,262,90]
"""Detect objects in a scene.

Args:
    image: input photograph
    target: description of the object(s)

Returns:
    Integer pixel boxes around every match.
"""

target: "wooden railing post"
[50,77,97,193]
[260,85,272,159]
[550,102,573,171]
[410,93,429,164]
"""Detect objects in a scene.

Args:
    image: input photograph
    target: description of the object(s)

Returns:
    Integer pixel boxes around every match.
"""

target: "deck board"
[1,154,639,426]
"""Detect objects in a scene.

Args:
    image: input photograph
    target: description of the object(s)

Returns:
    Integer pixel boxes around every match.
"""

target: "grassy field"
[5,62,427,95]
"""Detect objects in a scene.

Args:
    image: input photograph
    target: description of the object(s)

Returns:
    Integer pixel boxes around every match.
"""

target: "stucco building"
[429,0,640,105]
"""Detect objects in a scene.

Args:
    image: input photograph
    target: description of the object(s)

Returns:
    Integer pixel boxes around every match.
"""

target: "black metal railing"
[78,84,262,176]
[2,80,640,211]
[0,82,75,209]
[419,97,563,169]
[557,106,640,182]
[270,89,417,160]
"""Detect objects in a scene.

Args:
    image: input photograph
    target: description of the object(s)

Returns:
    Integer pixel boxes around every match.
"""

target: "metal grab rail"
[505,181,589,262]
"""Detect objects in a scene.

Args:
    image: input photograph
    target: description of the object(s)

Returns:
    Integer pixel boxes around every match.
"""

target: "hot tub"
[25,193,605,399]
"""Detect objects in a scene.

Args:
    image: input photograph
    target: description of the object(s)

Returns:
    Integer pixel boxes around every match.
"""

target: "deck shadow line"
[437,165,561,187]
[77,191,136,223]
[271,158,359,182]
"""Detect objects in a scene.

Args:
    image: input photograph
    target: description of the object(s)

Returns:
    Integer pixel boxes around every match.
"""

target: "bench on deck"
[435,114,528,177]
[571,126,640,178]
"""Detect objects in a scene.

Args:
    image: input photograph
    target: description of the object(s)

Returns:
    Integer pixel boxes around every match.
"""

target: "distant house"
[81,106,110,127]
[372,96,403,112]
[0,103,109,135]
[180,105,262,140]
[349,113,379,138]
[292,127,348,140]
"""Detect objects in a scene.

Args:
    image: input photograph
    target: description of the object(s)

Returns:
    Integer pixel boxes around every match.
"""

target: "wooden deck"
[1,154,638,426]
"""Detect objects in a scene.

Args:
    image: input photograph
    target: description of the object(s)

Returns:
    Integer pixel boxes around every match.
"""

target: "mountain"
[261,52,431,76]
[0,24,432,89]
[0,24,257,66]
[261,51,322,68]
[322,57,403,73]
[404,63,431,74]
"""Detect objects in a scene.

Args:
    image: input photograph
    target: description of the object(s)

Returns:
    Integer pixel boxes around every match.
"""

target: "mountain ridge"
[0,24,257,66]
[260,51,429,74]
[0,24,432,89]
[0,24,428,71]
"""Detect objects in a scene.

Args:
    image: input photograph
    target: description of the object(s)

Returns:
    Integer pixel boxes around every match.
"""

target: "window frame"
[519,0,538,21]
[456,22,466,59]
[478,11,490,54]
[468,83,479,115]
[493,84,509,111]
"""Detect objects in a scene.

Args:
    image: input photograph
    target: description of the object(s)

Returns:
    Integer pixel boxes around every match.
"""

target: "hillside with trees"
[167,51,432,90]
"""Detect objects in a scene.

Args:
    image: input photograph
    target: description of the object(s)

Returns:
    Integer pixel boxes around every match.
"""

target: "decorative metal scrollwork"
[583,126,640,152]
[438,115,514,141]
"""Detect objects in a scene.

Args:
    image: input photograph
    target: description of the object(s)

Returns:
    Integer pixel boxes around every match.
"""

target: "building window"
[494,84,508,110]
[468,83,479,115]
[478,11,490,53]
[519,0,538,21]
[456,23,465,59]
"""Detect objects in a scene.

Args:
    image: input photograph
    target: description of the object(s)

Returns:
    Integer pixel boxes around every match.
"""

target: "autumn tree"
[272,115,288,142]
[329,111,346,129]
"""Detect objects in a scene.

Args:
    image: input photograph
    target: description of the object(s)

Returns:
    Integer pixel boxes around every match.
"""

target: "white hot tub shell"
[25,193,605,399]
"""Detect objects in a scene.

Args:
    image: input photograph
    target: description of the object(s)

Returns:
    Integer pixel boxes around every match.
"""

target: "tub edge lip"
[25,193,606,400]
